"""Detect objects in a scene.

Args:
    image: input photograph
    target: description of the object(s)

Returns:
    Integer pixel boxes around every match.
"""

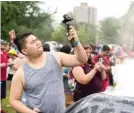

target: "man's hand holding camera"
[68,26,79,42]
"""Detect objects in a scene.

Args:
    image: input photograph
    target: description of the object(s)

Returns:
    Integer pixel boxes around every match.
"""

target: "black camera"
[62,14,76,47]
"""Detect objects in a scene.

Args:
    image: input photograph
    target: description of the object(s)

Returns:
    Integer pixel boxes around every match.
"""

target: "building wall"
[73,3,97,25]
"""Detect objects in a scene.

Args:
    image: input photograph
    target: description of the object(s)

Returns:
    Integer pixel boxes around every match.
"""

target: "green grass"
[2,85,16,113]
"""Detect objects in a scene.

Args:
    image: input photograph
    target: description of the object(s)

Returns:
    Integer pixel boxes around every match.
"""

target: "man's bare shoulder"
[13,66,25,85]
[14,66,24,76]
[50,52,62,67]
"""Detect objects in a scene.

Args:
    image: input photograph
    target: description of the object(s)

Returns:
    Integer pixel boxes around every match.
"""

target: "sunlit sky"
[40,0,132,23]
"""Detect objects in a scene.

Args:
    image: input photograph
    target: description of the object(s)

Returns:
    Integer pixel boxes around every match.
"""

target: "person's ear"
[21,49,27,55]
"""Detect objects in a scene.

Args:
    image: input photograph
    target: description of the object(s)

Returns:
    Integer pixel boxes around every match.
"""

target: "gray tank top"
[23,52,65,113]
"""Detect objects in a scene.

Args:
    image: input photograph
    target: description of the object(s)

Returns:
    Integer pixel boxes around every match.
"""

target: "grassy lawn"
[2,85,16,113]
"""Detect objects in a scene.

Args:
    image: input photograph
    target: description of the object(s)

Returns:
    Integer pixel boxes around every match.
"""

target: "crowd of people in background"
[1,33,134,113]
[58,43,134,106]
[1,39,26,113]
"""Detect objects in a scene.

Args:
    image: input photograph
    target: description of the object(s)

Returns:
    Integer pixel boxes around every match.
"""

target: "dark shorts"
[7,74,13,81]
[1,81,6,99]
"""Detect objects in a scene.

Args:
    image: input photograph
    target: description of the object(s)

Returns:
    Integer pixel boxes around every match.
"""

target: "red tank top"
[1,51,8,81]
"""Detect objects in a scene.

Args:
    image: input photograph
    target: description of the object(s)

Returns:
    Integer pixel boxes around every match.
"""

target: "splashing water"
[105,58,134,97]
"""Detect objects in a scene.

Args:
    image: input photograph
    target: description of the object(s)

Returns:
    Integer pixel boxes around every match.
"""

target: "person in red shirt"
[0,41,8,113]
[92,45,111,91]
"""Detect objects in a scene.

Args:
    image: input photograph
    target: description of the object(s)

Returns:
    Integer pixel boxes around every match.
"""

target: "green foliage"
[77,23,97,44]
[1,1,54,41]
[1,1,121,45]
[51,24,67,43]
[51,22,97,44]
[77,26,89,43]
[99,17,121,44]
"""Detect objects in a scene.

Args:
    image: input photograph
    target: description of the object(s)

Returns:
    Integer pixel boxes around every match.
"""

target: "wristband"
[74,40,80,47]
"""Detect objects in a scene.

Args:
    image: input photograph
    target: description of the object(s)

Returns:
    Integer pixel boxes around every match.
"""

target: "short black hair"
[14,32,34,54]
[43,43,50,52]
[60,45,71,54]
[102,45,110,52]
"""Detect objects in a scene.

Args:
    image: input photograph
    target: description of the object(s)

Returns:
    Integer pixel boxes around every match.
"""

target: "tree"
[51,22,97,44]
[99,17,121,44]
[119,2,134,48]
[77,23,97,44]
[1,1,54,41]
[51,24,67,43]
[77,26,89,44]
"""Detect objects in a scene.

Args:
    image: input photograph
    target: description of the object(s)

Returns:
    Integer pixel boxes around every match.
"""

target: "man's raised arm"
[58,26,88,67]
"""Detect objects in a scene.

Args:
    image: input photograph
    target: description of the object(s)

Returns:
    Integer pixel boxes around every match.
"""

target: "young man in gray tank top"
[9,26,88,113]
